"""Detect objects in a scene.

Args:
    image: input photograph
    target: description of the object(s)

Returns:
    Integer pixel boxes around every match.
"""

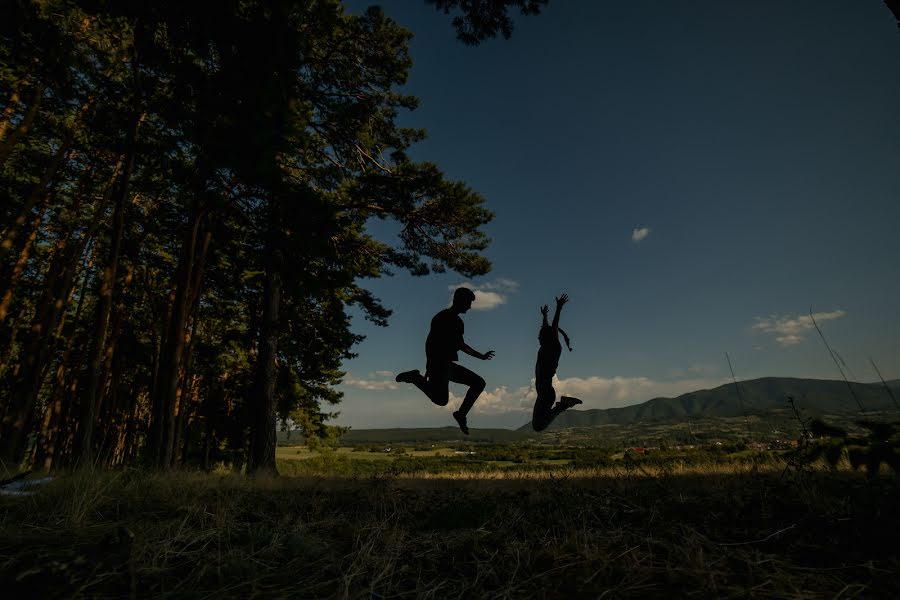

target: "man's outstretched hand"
[482,350,495,360]
[540,305,549,318]
[556,293,569,307]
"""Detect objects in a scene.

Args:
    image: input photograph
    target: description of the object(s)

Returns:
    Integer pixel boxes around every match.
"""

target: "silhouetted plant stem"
[869,356,900,411]
[809,307,864,412]
[725,352,752,441]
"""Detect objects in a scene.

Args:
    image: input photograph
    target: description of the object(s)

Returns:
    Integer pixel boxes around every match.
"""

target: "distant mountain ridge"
[517,377,900,431]
[275,377,899,444]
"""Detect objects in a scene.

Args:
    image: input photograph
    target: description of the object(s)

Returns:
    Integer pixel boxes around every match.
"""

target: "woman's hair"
[559,327,572,351]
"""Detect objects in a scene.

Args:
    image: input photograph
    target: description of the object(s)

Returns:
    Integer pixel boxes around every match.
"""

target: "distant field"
[272,442,789,478]
[275,446,460,462]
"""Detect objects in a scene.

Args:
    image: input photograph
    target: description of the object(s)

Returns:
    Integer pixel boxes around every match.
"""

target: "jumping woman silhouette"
[531,293,582,431]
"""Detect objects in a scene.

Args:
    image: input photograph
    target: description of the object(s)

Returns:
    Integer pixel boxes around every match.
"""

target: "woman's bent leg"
[532,380,556,431]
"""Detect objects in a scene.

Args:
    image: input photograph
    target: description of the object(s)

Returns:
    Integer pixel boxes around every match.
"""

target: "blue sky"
[333,1,900,429]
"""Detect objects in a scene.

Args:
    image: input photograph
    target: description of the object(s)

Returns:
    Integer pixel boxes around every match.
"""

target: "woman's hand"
[556,293,569,307]
[481,350,495,360]
[540,305,549,318]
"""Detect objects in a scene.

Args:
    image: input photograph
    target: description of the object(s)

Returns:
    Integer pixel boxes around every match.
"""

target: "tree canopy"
[0,0,493,474]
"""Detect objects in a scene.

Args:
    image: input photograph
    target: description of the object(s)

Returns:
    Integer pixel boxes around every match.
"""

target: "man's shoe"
[395,370,420,384]
[557,396,583,411]
[452,411,469,435]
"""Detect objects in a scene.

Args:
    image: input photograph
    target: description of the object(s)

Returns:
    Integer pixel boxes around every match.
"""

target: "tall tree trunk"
[0,133,71,267]
[1,94,94,266]
[0,319,20,380]
[0,206,44,324]
[0,84,43,168]
[248,200,283,477]
[1,158,97,325]
[152,204,204,468]
[0,78,30,140]
[169,228,211,467]
[147,287,169,463]
[0,200,105,464]
[94,263,135,466]
[75,111,141,468]
[32,262,90,471]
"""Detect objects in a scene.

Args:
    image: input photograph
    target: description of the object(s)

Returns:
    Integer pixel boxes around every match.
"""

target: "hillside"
[518,377,899,431]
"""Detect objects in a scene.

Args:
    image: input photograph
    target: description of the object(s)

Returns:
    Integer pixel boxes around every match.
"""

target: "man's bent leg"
[421,363,450,406]
[398,365,450,406]
[449,363,485,416]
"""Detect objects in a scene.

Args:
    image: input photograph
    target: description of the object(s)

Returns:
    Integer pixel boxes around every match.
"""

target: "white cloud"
[477,278,520,293]
[343,374,398,391]
[631,227,650,242]
[448,278,519,311]
[752,309,846,346]
[775,335,803,346]
[442,375,728,415]
[373,370,394,378]
[471,290,506,310]
[446,383,535,415]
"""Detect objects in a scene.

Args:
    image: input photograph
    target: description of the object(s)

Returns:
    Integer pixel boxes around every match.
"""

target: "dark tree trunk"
[0,198,105,464]
[95,263,135,466]
[170,228,211,467]
[0,79,30,140]
[0,94,94,266]
[0,207,44,325]
[1,158,97,336]
[31,263,90,471]
[76,112,141,468]
[248,200,283,477]
[152,203,205,468]
[0,84,43,168]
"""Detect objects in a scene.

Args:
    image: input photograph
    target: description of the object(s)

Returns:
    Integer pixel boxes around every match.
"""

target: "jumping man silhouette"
[532,293,582,431]
[395,287,495,434]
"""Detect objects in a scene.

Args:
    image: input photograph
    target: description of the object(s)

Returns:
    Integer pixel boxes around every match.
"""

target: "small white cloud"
[448,278,519,311]
[478,278,520,293]
[752,309,846,346]
[343,374,398,391]
[471,290,506,310]
[373,370,394,378]
[631,227,650,242]
[775,335,803,346]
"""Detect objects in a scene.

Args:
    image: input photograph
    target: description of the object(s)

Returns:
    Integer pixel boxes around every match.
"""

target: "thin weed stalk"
[869,356,900,411]
[809,307,864,411]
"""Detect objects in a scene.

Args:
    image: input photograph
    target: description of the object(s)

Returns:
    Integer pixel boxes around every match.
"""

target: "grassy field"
[275,447,461,462]
[2,461,898,599]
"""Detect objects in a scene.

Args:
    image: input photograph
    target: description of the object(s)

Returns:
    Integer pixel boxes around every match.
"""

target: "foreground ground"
[1,466,898,599]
